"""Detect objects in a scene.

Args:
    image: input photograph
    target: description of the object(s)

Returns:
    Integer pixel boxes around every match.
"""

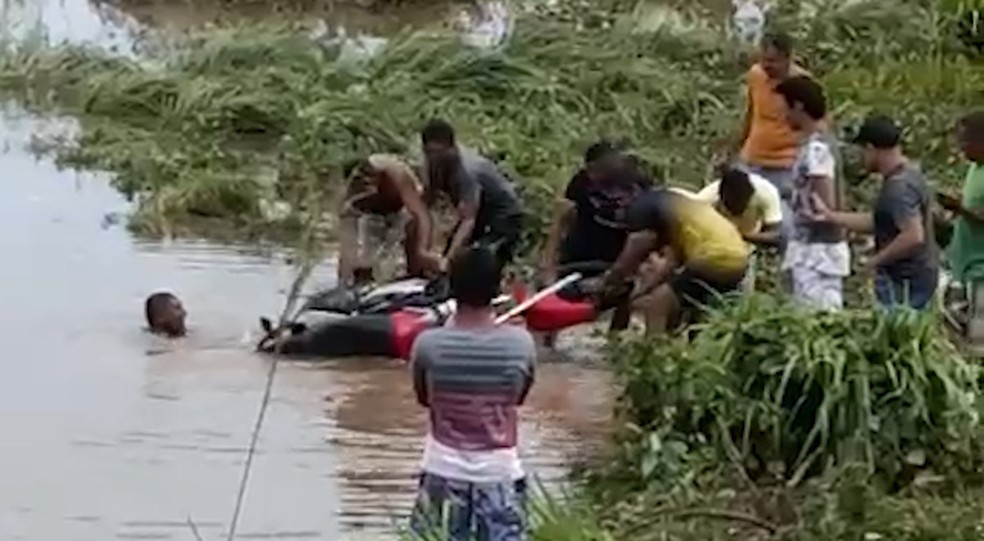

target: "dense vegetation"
[0,0,979,244]
[403,296,984,540]
[586,294,984,539]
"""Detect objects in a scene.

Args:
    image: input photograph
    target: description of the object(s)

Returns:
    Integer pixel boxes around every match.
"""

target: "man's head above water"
[145,292,187,337]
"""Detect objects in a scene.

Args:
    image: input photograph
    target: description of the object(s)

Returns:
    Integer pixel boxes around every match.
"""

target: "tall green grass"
[397,478,614,541]
[612,294,982,491]
[0,0,978,239]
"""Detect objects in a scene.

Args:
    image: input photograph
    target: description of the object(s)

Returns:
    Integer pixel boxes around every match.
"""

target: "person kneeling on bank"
[596,187,750,335]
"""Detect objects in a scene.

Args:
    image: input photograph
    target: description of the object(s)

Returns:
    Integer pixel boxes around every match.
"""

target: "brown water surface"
[0,101,614,540]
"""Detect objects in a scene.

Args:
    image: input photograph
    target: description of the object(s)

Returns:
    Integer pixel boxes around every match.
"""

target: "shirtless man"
[338,154,437,285]
[420,119,524,272]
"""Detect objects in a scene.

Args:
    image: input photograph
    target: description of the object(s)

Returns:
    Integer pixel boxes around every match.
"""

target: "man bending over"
[338,154,436,284]
[596,188,750,335]
[421,119,525,272]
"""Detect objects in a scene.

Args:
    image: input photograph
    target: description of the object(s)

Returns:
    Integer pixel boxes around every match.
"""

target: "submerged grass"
[0,0,979,242]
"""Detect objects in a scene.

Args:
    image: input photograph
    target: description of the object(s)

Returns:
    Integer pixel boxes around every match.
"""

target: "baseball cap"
[850,115,903,149]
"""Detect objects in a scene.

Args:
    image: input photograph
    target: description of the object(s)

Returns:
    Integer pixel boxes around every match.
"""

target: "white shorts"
[782,241,851,311]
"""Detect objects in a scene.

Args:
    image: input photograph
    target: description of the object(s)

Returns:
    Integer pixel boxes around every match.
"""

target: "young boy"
[940,111,984,344]
[409,246,536,540]
[774,76,850,310]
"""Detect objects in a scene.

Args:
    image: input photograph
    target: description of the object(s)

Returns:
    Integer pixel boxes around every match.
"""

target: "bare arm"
[956,204,984,224]
[743,223,781,246]
[735,86,753,154]
[602,231,660,290]
[517,336,536,406]
[827,211,874,233]
[337,180,372,283]
[410,339,430,408]
[446,201,478,261]
[337,214,359,284]
[806,143,874,233]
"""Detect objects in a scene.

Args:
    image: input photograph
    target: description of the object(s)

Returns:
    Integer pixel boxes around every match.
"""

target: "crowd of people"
[336,37,982,333]
[345,31,983,541]
[139,30,984,541]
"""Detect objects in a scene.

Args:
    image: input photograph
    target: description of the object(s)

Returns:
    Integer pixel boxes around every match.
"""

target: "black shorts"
[668,266,744,309]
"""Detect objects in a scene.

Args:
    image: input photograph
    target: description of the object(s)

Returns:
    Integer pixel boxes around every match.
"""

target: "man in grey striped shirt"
[409,246,536,541]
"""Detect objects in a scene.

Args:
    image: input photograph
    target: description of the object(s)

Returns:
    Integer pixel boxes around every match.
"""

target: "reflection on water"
[0,0,144,55]
[0,102,613,540]
[0,0,515,60]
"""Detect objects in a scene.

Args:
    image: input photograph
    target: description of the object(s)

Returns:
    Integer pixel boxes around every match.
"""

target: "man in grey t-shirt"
[420,119,524,272]
[812,116,939,309]
[409,246,535,541]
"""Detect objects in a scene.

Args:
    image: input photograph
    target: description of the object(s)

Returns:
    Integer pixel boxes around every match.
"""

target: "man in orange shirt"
[735,31,810,250]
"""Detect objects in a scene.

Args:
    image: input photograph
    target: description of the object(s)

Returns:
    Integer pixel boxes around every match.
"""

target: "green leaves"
[611,293,983,490]
[0,1,977,241]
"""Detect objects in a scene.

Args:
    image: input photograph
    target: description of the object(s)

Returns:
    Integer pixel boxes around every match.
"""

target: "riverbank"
[521,292,984,540]
[1,0,978,245]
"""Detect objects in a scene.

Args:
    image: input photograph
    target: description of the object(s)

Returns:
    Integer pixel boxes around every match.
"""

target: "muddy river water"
[0,2,615,539]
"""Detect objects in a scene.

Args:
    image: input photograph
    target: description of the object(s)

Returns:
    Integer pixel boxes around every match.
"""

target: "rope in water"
[225,202,323,541]
[226,256,318,541]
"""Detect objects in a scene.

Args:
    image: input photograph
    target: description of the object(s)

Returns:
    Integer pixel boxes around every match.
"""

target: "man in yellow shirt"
[692,167,784,290]
[596,188,750,335]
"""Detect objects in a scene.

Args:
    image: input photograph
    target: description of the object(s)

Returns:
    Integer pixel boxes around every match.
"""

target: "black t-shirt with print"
[560,169,649,264]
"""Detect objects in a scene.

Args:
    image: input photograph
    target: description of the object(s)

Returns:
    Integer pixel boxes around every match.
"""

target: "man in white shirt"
[692,167,784,290]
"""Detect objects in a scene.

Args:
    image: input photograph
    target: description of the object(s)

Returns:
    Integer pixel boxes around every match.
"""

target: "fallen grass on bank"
[0,0,979,244]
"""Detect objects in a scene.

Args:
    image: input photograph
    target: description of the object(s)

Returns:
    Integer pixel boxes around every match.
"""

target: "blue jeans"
[874,271,938,311]
[409,472,526,541]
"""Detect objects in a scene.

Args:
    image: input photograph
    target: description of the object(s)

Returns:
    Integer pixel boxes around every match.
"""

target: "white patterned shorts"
[782,241,851,311]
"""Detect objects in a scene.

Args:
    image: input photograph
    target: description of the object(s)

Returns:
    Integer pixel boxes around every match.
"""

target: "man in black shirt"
[538,141,649,337]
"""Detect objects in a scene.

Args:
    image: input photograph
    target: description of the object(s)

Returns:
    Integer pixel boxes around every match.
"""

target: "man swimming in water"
[596,187,750,335]
[338,154,437,285]
[145,292,187,337]
[420,119,524,272]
